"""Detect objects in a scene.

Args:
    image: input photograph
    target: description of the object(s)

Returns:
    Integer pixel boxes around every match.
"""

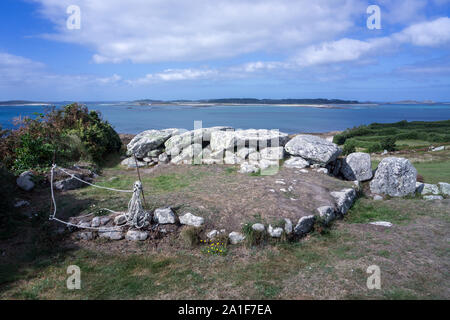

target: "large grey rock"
[235,129,289,149]
[179,212,204,227]
[229,231,245,244]
[340,152,373,181]
[153,207,177,224]
[369,157,417,197]
[54,175,85,191]
[330,188,357,215]
[210,130,237,152]
[125,230,149,241]
[121,157,147,168]
[260,147,285,160]
[284,157,310,169]
[17,171,35,191]
[170,143,203,164]
[294,215,315,236]
[127,129,180,158]
[438,182,450,196]
[284,135,342,165]
[166,127,232,155]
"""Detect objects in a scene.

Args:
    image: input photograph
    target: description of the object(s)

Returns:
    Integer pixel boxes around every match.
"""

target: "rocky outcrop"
[127,128,180,158]
[370,157,417,197]
[17,171,35,191]
[340,152,373,181]
[284,135,342,165]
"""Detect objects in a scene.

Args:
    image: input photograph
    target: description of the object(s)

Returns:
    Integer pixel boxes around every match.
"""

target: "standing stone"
[209,130,237,152]
[284,157,310,169]
[17,171,35,191]
[179,212,204,227]
[284,135,342,165]
[234,129,289,149]
[153,207,177,224]
[369,157,417,197]
[340,152,373,181]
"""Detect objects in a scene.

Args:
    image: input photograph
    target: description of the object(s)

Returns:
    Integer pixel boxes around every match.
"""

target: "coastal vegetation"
[0,103,121,173]
[334,120,450,153]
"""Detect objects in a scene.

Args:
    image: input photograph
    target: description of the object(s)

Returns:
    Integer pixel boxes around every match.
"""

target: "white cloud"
[127,68,218,85]
[32,0,363,63]
[292,17,450,67]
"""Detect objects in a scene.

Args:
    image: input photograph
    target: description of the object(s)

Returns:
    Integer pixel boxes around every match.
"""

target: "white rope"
[55,165,133,193]
[49,164,150,231]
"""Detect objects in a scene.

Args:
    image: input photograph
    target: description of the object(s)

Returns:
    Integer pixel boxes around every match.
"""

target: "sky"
[0,0,449,102]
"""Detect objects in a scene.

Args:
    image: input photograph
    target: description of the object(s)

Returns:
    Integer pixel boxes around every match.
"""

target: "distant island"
[132,98,360,106]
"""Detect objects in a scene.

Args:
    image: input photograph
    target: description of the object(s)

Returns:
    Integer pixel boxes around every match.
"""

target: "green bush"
[0,103,121,173]
[342,139,357,155]
[380,136,396,151]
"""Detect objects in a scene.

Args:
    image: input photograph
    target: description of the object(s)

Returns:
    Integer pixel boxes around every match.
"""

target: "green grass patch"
[346,199,411,225]
[411,160,450,184]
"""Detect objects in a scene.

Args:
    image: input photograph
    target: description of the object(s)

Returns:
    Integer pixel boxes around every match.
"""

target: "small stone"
[125,230,149,241]
[431,146,445,152]
[158,152,169,164]
[284,218,293,234]
[268,225,283,238]
[239,162,258,174]
[179,212,204,227]
[315,168,328,174]
[373,195,383,201]
[77,232,95,240]
[78,221,91,228]
[229,232,245,244]
[98,229,124,240]
[369,221,393,227]
[114,214,127,226]
[298,169,309,173]
[207,230,219,239]
[316,206,336,225]
[275,180,286,185]
[284,157,310,169]
[91,217,101,228]
[423,195,443,200]
[16,171,35,191]
[419,183,440,195]
[153,207,177,224]
[14,200,30,208]
[252,223,265,232]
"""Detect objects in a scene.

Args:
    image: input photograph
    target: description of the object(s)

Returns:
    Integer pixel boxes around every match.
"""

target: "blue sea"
[1,103,450,134]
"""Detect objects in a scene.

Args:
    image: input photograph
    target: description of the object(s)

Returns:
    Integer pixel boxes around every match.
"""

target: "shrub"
[342,139,357,155]
[367,143,383,153]
[0,103,121,173]
[380,136,396,151]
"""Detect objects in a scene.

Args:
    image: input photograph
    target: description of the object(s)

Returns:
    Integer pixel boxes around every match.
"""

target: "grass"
[411,160,450,184]
[345,198,411,225]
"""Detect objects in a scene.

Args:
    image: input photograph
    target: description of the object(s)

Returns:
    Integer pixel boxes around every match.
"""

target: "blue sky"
[0,0,449,102]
